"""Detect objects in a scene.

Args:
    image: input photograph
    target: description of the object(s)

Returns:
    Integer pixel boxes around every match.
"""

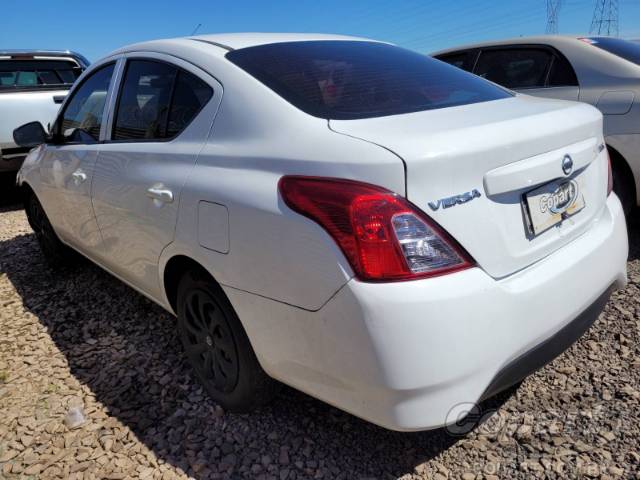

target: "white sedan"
[14,33,628,431]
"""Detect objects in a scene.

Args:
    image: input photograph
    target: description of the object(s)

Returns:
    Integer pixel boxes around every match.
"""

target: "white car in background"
[0,50,88,176]
[14,33,627,431]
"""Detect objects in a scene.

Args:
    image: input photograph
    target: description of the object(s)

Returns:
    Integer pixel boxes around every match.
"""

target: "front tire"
[24,191,77,268]
[176,270,279,412]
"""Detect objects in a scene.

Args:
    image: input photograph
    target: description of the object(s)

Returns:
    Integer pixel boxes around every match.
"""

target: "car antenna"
[191,23,202,36]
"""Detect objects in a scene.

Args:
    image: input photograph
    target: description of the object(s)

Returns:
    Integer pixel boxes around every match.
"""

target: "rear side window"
[475,48,553,89]
[226,41,511,120]
[547,53,578,87]
[60,63,115,141]
[113,60,213,141]
[167,71,213,138]
[0,59,82,90]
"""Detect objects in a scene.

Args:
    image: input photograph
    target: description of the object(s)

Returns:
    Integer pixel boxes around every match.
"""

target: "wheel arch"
[18,181,41,231]
[162,254,219,315]
[606,143,638,207]
[17,180,36,203]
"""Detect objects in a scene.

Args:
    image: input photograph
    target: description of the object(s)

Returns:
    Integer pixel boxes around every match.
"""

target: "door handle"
[146,186,174,204]
[71,170,87,184]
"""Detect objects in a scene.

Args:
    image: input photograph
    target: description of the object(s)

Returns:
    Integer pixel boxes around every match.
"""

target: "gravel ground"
[1,185,639,480]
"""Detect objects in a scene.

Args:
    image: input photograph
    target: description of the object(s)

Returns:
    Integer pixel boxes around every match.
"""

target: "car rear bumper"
[225,194,628,431]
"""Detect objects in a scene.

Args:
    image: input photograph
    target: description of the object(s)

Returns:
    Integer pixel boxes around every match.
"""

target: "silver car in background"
[433,36,640,216]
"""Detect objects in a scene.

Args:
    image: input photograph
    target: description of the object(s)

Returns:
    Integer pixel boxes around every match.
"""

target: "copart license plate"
[524,177,586,236]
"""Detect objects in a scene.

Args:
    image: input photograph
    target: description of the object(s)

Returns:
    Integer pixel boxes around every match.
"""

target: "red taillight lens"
[278,176,474,282]
[607,152,614,197]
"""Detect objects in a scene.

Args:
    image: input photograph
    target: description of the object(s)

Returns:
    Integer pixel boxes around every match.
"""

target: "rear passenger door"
[91,54,222,299]
[473,46,579,101]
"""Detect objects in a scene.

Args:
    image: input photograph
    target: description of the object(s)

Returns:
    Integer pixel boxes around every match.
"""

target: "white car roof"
[190,32,377,50]
[112,32,379,56]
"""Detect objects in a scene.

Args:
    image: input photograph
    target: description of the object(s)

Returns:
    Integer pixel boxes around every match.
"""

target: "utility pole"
[590,0,619,36]
[546,0,562,34]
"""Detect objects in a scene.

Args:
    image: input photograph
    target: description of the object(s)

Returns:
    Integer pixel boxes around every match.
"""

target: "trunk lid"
[329,95,608,278]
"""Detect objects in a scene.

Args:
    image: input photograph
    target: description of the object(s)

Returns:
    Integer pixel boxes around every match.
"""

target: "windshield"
[586,37,640,66]
[0,59,82,90]
[226,41,512,120]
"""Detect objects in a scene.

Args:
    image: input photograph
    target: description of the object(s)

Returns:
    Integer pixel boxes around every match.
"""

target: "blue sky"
[3,0,640,61]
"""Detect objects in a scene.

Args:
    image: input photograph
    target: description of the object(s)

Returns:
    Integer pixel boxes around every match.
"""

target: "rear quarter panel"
[162,120,406,311]
[157,47,406,311]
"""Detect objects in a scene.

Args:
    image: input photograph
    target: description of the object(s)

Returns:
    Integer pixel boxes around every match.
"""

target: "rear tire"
[176,270,279,412]
[610,152,635,218]
[24,191,78,268]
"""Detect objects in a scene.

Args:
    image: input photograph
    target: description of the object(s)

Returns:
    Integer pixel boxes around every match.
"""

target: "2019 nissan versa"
[14,34,628,431]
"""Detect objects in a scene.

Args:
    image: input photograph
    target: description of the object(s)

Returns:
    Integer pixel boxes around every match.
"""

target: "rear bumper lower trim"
[480,284,614,401]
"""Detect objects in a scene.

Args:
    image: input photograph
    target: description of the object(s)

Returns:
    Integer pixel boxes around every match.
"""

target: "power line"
[546,0,562,34]
[590,0,619,36]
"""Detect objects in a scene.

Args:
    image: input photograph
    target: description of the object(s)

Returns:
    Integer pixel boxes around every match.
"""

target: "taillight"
[607,152,614,197]
[278,176,474,282]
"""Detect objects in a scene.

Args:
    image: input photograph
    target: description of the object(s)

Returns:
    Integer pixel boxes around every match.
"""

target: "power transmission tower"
[546,0,562,34]
[590,0,619,36]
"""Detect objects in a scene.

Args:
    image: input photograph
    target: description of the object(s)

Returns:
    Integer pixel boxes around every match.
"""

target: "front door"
[37,61,117,254]
[91,55,220,298]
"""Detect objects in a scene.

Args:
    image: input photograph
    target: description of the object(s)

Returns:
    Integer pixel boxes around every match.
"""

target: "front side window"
[59,63,115,142]
[113,60,213,141]
[475,48,553,89]
[0,59,83,90]
[226,41,511,120]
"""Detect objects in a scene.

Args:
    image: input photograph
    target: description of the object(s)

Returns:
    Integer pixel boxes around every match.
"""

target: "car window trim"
[543,54,556,87]
[546,49,580,88]
[105,56,213,144]
[51,60,118,146]
[469,48,481,72]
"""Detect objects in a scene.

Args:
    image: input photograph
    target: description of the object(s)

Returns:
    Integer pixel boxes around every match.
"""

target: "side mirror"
[13,121,48,148]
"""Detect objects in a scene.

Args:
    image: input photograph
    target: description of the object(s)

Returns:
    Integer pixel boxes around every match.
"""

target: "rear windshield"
[587,37,640,66]
[226,41,511,120]
[0,59,82,90]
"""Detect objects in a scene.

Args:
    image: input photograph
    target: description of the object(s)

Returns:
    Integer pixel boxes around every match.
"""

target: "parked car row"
[6,33,633,431]
[0,50,89,175]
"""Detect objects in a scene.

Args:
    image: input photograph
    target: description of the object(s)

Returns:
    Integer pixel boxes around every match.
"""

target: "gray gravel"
[0,189,639,480]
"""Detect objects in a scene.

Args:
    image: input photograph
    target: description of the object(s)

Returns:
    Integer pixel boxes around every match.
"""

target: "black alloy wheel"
[176,271,279,412]
[181,287,240,393]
